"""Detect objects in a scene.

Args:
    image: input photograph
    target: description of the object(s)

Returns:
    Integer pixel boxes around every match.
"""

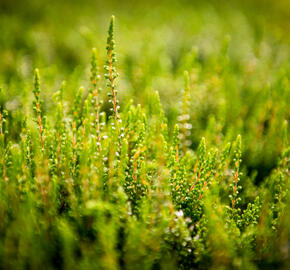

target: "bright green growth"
[0,15,289,270]
[105,15,120,124]
[32,69,45,151]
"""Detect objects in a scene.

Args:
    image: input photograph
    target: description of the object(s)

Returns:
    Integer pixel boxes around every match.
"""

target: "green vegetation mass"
[0,1,289,269]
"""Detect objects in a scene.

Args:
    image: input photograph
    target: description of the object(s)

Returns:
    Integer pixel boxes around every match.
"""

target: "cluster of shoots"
[0,16,288,270]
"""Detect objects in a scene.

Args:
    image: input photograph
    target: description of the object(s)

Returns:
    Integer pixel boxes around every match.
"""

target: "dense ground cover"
[0,1,289,269]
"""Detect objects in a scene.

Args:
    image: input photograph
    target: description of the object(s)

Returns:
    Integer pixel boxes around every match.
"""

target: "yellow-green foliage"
[0,1,289,269]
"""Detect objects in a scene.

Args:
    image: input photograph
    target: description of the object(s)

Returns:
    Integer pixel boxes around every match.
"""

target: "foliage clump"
[0,14,289,270]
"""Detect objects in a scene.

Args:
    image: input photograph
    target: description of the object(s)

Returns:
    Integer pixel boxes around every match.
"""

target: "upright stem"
[33,69,45,152]
[105,15,119,130]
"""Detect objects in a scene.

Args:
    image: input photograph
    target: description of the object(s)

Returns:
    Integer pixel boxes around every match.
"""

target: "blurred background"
[0,0,289,87]
[0,0,289,183]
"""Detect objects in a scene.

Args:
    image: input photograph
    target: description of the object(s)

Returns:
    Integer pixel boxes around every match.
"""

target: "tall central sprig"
[33,69,45,152]
[105,15,120,130]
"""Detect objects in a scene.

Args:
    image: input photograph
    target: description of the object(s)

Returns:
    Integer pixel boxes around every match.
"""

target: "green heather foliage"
[0,1,290,269]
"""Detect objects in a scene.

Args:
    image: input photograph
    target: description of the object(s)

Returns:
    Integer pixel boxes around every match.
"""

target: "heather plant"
[0,4,289,270]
